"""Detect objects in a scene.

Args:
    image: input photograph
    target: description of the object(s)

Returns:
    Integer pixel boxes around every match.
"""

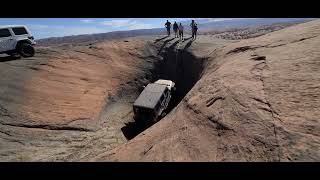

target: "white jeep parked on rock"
[0,25,36,57]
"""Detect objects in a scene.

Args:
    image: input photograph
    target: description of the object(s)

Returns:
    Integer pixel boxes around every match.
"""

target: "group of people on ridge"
[165,19,198,41]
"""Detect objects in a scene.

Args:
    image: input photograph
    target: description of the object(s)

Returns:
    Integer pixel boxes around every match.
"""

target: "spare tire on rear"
[18,43,35,57]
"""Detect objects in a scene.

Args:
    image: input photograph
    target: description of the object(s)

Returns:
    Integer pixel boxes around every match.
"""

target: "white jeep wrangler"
[133,79,176,126]
[0,25,36,57]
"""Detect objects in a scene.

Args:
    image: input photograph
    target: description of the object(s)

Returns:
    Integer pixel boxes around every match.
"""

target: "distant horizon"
[0,18,246,39]
[35,26,166,40]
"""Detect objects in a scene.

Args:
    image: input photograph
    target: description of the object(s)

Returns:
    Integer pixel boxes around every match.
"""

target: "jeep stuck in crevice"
[133,79,175,127]
[0,25,36,57]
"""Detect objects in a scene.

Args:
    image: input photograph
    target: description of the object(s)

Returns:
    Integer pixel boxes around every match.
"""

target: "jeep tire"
[18,43,35,57]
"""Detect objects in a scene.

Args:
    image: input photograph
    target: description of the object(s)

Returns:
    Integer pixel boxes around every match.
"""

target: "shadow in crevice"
[0,55,21,62]
[121,120,148,140]
[121,38,204,140]
[155,44,205,115]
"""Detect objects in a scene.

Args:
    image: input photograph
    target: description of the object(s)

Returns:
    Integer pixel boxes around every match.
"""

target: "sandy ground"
[94,20,320,162]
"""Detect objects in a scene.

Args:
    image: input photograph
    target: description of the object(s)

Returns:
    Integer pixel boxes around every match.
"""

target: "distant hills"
[37,18,316,46]
[36,28,164,46]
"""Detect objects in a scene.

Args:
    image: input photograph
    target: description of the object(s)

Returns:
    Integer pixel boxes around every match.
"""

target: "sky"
[0,18,236,39]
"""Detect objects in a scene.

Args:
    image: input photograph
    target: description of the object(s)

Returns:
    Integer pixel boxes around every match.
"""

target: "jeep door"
[0,28,15,52]
[157,89,169,117]
[157,93,166,116]
[163,88,171,109]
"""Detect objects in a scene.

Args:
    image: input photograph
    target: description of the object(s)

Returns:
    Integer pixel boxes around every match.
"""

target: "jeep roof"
[0,25,28,29]
[133,83,168,109]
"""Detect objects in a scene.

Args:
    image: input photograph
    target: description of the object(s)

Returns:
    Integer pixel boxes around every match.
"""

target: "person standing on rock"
[165,20,172,36]
[178,23,184,41]
[190,20,198,40]
[173,21,179,38]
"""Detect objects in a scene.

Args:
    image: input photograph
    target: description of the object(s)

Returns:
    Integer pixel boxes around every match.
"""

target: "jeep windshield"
[133,106,155,119]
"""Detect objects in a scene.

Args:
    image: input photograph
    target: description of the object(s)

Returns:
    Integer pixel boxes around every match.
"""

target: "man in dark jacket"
[173,21,178,38]
[165,20,172,36]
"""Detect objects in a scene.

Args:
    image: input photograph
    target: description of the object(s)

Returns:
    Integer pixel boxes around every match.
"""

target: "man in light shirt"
[178,23,184,41]
[190,20,198,40]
